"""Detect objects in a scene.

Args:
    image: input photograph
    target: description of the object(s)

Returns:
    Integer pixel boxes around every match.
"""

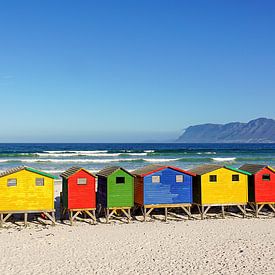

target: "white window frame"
[152,175,160,183]
[77,178,87,185]
[7,178,17,187]
[35,178,45,186]
[176,175,184,183]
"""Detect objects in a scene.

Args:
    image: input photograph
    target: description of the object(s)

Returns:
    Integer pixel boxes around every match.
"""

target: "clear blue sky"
[0,1,274,142]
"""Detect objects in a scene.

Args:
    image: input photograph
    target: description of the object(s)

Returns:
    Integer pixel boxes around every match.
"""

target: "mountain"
[176,118,275,143]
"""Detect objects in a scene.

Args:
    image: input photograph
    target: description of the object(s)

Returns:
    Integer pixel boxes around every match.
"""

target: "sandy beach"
[0,216,274,275]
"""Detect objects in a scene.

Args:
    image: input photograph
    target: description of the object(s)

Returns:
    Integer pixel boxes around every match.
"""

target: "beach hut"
[132,164,195,221]
[96,166,134,223]
[60,167,97,225]
[189,164,251,219]
[0,166,56,227]
[239,164,275,217]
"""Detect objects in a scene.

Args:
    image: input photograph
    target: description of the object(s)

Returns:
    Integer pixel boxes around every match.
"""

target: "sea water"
[0,143,274,177]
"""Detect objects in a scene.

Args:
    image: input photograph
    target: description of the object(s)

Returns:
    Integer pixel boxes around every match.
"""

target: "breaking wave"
[212,157,236,162]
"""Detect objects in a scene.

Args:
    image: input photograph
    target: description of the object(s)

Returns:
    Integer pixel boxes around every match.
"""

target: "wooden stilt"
[128,208,131,222]
[52,211,56,225]
[92,210,96,223]
[143,206,146,221]
[268,204,275,214]
[164,207,168,222]
[69,210,73,225]
[221,205,225,219]
[0,213,3,228]
[201,206,204,220]
[106,208,110,223]
[24,213,28,227]
[255,204,259,218]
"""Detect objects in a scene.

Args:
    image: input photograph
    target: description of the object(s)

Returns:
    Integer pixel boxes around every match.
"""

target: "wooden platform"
[194,203,247,219]
[136,203,192,222]
[0,210,56,227]
[103,207,132,223]
[248,202,275,218]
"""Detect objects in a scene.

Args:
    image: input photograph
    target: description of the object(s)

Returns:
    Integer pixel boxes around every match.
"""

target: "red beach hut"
[60,167,96,225]
[239,164,275,216]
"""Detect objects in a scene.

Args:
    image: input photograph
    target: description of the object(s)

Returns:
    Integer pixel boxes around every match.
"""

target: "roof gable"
[225,166,252,176]
[239,164,275,174]
[0,166,57,179]
[189,164,251,176]
[60,166,95,179]
[96,166,133,178]
[189,164,223,175]
[133,164,195,177]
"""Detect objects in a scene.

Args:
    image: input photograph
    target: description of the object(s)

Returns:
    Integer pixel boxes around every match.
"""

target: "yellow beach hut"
[189,164,251,219]
[0,166,57,226]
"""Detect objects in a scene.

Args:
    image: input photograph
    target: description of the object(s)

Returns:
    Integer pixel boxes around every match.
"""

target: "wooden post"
[201,206,204,220]
[92,210,96,224]
[69,210,73,226]
[106,208,110,224]
[52,211,56,226]
[188,206,191,219]
[164,207,168,222]
[0,213,3,228]
[24,213,28,227]
[255,204,259,218]
[221,205,225,219]
[127,208,131,223]
[143,207,146,222]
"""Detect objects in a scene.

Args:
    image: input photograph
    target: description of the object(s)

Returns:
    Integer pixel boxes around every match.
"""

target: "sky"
[0,1,274,142]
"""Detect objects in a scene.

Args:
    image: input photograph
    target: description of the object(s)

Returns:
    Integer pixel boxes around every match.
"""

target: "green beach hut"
[96,166,134,223]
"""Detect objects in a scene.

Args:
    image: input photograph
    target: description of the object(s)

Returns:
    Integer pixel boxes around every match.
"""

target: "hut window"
[152,176,160,183]
[7,179,17,187]
[77,178,87,185]
[209,175,217,182]
[262,174,270,181]
[116,177,125,184]
[35,178,44,186]
[232,175,239,182]
[176,175,184,182]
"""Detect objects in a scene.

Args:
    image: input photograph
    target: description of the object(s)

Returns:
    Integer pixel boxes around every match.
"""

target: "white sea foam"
[144,158,181,163]
[212,157,236,162]
[197,152,217,155]
[36,152,121,157]
[43,150,108,154]
[144,150,155,153]
[18,158,140,164]
[126,153,147,156]
[37,151,147,157]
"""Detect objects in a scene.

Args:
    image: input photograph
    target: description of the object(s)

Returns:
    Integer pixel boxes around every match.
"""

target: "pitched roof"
[132,164,164,176]
[239,164,275,174]
[189,164,223,175]
[0,166,57,179]
[189,164,251,176]
[132,164,196,177]
[96,166,133,178]
[225,166,252,176]
[60,166,95,179]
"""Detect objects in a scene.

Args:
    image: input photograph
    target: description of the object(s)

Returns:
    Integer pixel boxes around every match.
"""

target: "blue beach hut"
[133,164,195,221]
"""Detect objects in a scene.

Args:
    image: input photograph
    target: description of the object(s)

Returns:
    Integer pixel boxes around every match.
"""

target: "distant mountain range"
[176,118,275,143]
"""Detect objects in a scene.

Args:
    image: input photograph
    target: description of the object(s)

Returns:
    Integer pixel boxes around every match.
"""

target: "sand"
[0,182,274,274]
[0,217,274,275]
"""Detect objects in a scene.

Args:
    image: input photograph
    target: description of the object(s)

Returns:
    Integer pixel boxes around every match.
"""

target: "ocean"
[0,143,275,178]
